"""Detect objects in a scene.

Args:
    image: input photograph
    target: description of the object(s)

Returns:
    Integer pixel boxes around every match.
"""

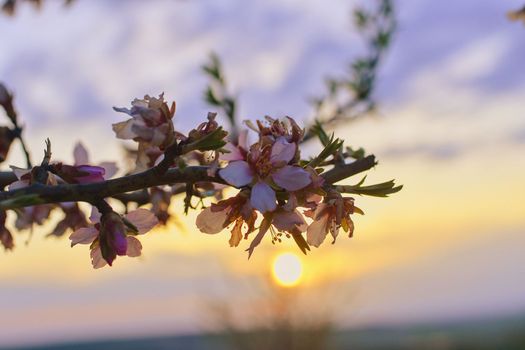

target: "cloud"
[380,142,463,160]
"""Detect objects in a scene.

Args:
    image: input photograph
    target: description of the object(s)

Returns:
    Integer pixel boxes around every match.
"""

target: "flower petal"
[272,210,307,232]
[221,142,244,161]
[246,216,271,258]
[9,166,30,180]
[306,204,330,247]
[113,106,133,115]
[125,208,159,234]
[73,142,89,165]
[238,130,248,150]
[126,236,143,257]
[250,181,277,213]
[69,227,99,246]
[89,206,102,224]
[272,166,311,191]
[99,162,118,179]
[113,230,128,256]
[90,247,107,269]
[112,119,137,140]
[74,165,106,184]
[8,180,29,191]
[270,136,296,164]
[196,207,228,234]
[219,161,253,187]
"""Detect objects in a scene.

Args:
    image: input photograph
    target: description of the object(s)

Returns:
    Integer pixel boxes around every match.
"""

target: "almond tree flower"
[219,136,311,212]
[112,94,176,149]
[49,202,89,237]
[49,163,106,184]
[196,190,257,247]
[0,210,14,251]
[73,142,118,179]
[41,142,118,185]
[8,165,58,190]
[245,116,304,144]
[70,207,158,268]
[306,194,362,247]
[286,166,325,210]
[221,130,248,162]
[246,208,307,258]
[98,211,128,266]
[15,204,53,231]
[187,112,219,141]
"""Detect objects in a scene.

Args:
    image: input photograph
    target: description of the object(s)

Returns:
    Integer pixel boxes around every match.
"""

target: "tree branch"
[321,155,376,184]
[0,166,225,209]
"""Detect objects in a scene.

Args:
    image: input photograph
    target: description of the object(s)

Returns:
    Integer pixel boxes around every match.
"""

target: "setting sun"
[272,252,303,287]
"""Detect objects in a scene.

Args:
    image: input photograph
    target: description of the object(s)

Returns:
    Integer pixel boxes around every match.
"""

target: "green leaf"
[203,86,221,106]
[346,146,366,160]
[310,120,331,147]
[339,179,403,197]
[182,127,228,153]
[307,133,344,169]
[202,52,224,84]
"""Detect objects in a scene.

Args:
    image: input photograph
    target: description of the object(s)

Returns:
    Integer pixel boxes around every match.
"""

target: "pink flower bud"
[74,165,105,184]
[50,163,105,184]
[99,212,128,266]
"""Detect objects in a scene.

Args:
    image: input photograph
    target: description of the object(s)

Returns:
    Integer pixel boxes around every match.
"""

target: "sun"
[272,252,303,287]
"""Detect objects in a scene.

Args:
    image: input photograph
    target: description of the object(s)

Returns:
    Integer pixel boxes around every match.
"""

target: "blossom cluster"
[0,89,400,268]
[196,117,360,256]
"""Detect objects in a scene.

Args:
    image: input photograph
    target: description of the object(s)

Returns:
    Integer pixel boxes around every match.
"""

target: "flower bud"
[99,212,127,266]
[50,163,105,184]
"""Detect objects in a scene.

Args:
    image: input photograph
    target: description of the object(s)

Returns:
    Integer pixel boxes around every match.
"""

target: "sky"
[0,0,524,347]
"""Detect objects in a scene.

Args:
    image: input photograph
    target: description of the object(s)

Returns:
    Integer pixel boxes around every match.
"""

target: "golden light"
[272,252,303,287]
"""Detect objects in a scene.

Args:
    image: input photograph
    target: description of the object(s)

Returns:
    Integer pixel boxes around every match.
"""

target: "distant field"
[9,314,525,350]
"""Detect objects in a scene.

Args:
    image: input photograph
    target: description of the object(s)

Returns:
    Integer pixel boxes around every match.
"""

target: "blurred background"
[0,0,524,349]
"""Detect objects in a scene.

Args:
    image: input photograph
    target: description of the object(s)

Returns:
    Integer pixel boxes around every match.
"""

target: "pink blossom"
[8,165,58,190]
[221,130,248,162]
[245,116,304,144]
[246,208,308,258]
[73,142,118,179]
[306,195,359,247]
[21,142,120,186]
[196,190,257,247]
[219,136,311,213]
[50,163,106,184]
[15,205,53,231]
[70,207,158,268]
[112,94,176,148]
[49,202,89,237]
